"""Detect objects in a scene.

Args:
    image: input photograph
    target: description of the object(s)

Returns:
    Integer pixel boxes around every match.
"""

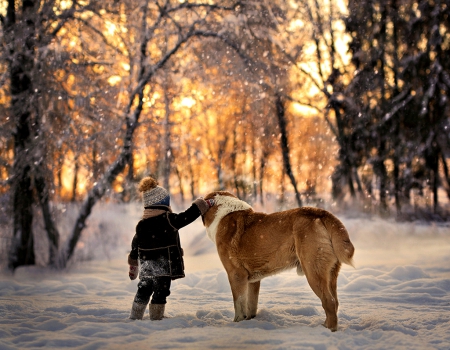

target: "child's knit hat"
[139,176,170,207]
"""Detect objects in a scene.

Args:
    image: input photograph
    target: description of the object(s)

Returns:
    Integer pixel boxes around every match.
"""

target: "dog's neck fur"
[206,195,252,243]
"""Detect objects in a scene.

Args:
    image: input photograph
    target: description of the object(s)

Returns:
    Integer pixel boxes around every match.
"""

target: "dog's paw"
[322,321,338,332]
[233,314,246,322]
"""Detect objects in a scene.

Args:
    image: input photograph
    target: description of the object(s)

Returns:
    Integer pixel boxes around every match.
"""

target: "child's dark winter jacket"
[128,199,208,280]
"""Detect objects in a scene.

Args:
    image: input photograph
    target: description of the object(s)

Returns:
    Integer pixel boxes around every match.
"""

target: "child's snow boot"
[149,304,165,320]
[129,302,146,320]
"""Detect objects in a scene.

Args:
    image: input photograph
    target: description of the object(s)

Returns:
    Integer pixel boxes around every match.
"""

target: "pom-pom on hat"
[139,176,170,207]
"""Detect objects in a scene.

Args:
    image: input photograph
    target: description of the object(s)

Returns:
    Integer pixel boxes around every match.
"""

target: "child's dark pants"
[134,277,171,305]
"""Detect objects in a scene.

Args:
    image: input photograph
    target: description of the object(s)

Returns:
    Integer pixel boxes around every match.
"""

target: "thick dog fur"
[202,191,355,331]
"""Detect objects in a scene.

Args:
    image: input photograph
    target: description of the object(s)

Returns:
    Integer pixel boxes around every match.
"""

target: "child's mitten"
[129,265,138,280]
[128,254,139,280]
[194,197,214,215]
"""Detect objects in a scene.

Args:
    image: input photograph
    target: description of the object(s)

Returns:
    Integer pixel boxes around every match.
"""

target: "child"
[127,176,214,320]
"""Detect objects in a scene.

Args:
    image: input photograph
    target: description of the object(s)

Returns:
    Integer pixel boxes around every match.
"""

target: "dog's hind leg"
[329,262,341,306]
[301,260,339,331]
[302,265,339,331]
[247,281,260,319]
[296,239,339,329]
[228,270,250,322]
[295,220,340,331]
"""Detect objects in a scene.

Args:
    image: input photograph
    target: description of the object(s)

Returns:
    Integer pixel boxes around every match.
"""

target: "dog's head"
[202,191,237,228]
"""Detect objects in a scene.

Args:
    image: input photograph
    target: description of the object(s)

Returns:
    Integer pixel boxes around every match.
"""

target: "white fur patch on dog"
[206,195,252,243]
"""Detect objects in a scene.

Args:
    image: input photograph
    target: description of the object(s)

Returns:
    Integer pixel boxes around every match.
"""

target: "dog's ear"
[201,201,219,227]
[204,192,215,200]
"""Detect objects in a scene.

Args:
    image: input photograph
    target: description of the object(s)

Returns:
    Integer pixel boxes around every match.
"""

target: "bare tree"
[1,0,96,269]
[275,93,302,207]
[63,0,243,265]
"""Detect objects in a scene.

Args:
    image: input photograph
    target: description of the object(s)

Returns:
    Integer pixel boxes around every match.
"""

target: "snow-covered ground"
[1,202,450,349]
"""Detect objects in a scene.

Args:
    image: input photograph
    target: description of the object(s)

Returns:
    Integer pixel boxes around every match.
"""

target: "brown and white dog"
[201,191,355,331]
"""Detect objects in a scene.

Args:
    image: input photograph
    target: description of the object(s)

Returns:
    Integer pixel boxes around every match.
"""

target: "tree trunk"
[353,167,363,195]
[92,141,99,181]
[440,153,450,200]
[347,167,356,198]
[329,101,356,200]
[431,152,439,213]
[175,165,185,204]
[402,158,415,204]
[217,163,225,190]
[251,131,258,202]
[259,153,266,205]
[10,164,35,269]
[7,0,37,269]
[393,155,401,214]
[375,140,389,215]
[215,138,227,191]
[35,174,59,265]
[275,94,302,207]
[71,157,79,202]
[432,165,439,213]
[121,142,134,203]
[56,152,63,198]
[231,125,241,198]
[162,87,171,192]
[187,144,196,200]
[378,3,389,216]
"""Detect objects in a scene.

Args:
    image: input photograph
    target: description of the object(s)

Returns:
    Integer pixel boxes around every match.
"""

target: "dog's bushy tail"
[321,214,355,267]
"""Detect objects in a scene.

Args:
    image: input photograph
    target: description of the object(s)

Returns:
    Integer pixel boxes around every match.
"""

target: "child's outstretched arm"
[168,198,214,230]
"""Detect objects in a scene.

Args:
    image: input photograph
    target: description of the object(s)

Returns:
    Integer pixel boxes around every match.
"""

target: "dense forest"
[0,0,449,269]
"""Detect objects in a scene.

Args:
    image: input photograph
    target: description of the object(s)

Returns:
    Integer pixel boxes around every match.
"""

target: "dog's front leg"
[228,271,249,322]
[247,281,260,319]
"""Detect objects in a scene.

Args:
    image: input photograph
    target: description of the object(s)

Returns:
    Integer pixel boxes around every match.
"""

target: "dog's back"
[217,206,354,281]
